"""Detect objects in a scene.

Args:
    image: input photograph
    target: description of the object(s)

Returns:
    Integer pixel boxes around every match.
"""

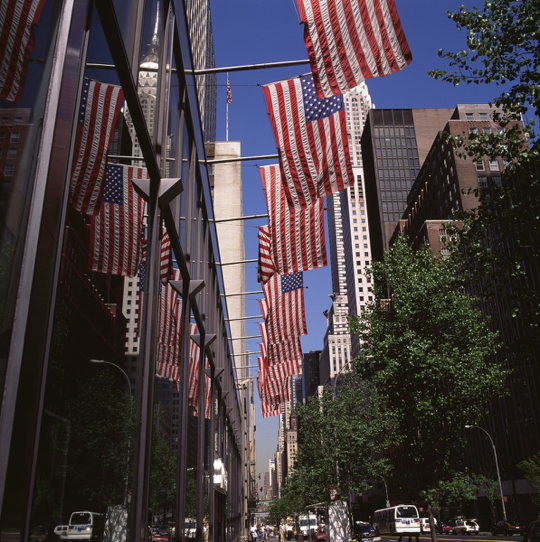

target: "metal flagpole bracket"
[170,280,205,299]
[158,178,183,208]
[215,368,224,380]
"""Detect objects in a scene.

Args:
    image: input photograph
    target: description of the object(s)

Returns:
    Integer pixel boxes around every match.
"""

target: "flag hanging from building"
[160,230,171,283]
[262,271,306,344]
[259,321,302,366]
[296,0,412,98]
[258,357,290,406]
[0,0,47,101]
[226,74,232,104]
[89,164,147,276]
[263,74,354,210]
[257,371,282,418]
[188,323,200,407]
[260,164,326,275]
[257,225,276,283]
[70,79,124,215]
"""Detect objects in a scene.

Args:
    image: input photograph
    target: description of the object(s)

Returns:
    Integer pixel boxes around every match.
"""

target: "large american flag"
[296,0,412,98]
[263,74,354,210]
[156,269,182,379]
[262,272,307,344]
[89,164,146,276]
[260,164,326,275]
[70,79,124,215]
[257,225,276,283]
[0,0,47,101]
[259,321,302,366]
[257,370,282,418]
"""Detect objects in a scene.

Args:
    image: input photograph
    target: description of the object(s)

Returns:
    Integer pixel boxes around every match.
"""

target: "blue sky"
[207,0,501,483]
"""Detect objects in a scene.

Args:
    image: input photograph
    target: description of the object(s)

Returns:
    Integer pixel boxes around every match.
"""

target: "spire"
[140,1,160,68]
[151,1,160,46]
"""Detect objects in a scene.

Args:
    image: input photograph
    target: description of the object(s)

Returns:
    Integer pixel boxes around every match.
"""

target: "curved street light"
[90,359,132,397]
[465,425,507,521]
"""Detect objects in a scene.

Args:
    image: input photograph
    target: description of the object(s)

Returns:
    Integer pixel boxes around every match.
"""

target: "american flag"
[259,321,302,366]
[257,225,276,283]
[263,74,354,210]
[89,164,146,276]
[70,79,124,215]
[296,0,412,98]
[226,75,232,104]
[258,357,290,406]
[156,269,182,374]
[0,0,47,101]
[262,272,306,344]
[260,164,327,275]
[257,371,282,418]
[188,325,212,419]
[160,230,171,283]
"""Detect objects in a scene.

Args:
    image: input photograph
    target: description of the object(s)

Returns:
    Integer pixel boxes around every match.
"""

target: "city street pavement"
[381,535,523,542]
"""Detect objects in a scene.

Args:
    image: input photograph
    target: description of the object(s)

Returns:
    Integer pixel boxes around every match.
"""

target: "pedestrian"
[280,521,286,542]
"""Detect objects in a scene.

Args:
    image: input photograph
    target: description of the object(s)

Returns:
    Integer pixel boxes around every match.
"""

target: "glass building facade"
[0,1,245,542]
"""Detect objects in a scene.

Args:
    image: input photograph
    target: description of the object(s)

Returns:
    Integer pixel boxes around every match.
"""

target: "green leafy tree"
[518,453,540,508]
[428,0,540,344]
[66,371,135,511]
[290,369,395,526]
[267,484,303,533]
[349,236,509,533]
[471,473,501,525]
[150,425,176,511]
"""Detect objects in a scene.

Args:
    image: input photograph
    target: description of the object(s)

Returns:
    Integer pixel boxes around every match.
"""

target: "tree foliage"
[290,369,395,508]
[349,236,509,499]
[517,453,540,507]
[428,0,540,345]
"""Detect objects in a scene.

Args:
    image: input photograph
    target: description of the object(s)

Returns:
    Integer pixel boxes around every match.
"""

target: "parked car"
[354,522,381,542]
[453,519,479,535]
[419,518,437,533]
[151,530,170,542]
[437,522,454,535]
[53,526,69,541]
[316,527,326,541]
[522,520,540,542]
[491,520,527,536]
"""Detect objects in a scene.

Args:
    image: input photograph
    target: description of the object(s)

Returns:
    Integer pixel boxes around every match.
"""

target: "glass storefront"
[0,1,244,542]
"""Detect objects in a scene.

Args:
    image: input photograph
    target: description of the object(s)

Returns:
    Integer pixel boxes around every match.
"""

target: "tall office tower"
[269,459,276,499]
[322,84,373,381]
[392,104,540,523]
[186,0,217,143]
[361,108,455,262]
[302,350,321,399]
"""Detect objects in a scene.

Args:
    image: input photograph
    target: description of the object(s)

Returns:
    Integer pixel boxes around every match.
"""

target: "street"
[381,536,524,542]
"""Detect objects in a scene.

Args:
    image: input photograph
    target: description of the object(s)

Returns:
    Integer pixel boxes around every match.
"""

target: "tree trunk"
[428,504,438,542]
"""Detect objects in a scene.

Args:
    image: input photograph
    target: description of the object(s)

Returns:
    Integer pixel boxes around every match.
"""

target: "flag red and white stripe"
[296,0,412,98]
[0,0,47,101]
[257,225,276,283]
[160,230,171,283]
[89,164,146,276]
[260,164,326,275]
[259,321,302,366]
[70,79,124,215]
[188,324,200,407]
[257,371,282,418]
[263,74,354,210]
[262,272,307,344]
[258,357,290,405]
[156,269,182,375]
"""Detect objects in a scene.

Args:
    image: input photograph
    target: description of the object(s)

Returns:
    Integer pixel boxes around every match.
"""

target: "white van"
[65,512,104,542]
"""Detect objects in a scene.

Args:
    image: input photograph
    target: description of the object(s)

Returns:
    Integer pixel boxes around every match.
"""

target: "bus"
[373,505,420,535]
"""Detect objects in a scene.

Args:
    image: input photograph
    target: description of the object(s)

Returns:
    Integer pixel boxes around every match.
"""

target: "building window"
[478,176,488,188]
[10,132,20,143]
[4,164,14,176]
[466,113,474,121]
[475,160,485,171]
[492,176,502,187]
[489,160,500,171]
[479,113,488,121]
[7,148,16,159]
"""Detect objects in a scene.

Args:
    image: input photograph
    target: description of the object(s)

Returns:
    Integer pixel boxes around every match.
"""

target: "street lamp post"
[465,425,507,521]
[90,359,132,397]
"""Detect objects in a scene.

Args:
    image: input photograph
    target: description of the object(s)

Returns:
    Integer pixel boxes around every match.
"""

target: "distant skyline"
[208,0,507,482]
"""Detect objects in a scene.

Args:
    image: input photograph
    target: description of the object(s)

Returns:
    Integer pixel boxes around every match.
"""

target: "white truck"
[298,514,317,538]
[63,512,104,542]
